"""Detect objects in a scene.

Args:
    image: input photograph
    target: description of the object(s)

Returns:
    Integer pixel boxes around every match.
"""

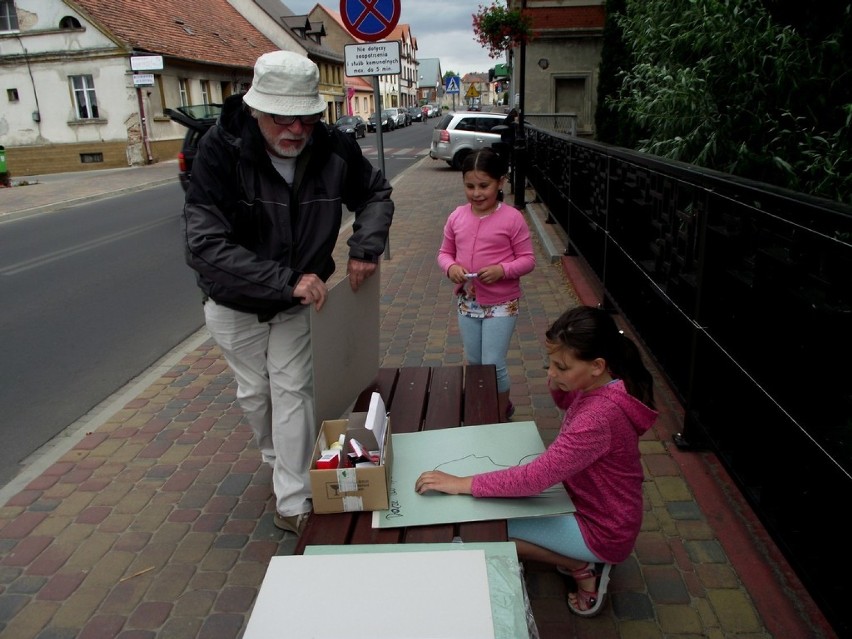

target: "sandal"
[505,401,515,420]
[562,562,612,617]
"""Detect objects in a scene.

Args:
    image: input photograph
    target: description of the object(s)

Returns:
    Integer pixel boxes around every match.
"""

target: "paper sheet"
[244,550,495,639]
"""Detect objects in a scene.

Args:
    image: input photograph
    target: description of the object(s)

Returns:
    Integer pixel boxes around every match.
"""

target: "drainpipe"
[16,39,43,134]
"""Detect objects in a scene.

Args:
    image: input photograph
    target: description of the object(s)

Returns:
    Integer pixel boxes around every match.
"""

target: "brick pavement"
[0,157,837,638]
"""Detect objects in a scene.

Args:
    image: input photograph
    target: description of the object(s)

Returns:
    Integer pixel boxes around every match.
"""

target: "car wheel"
[451,150,470,171]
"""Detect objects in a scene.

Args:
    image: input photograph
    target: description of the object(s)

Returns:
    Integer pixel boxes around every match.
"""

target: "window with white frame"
[200,80,210,105]
[69,75,99,119]
[1,0,19,31]
[178,78,190,107]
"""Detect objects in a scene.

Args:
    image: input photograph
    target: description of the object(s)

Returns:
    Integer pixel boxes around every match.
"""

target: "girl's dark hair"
[546,305,655,408]
[461,147,507,182]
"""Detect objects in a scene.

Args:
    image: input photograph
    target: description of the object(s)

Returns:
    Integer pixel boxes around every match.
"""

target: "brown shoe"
[274,511,310,536]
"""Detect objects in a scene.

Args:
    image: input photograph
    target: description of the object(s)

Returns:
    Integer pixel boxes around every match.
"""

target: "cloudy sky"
[282,0,506,76]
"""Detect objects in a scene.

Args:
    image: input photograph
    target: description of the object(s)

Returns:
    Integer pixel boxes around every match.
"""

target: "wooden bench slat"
[294,512,355,554]
[350,515,405,545]
[403,523,456,544]
[352,368,398,412]
[388,367,430,433]
[463,364,501,426]
[423,366,464,430]
[457,520,507,543]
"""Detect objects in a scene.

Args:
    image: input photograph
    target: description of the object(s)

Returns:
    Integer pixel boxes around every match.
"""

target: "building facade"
[0,0,308,176]
[507,0,605,135]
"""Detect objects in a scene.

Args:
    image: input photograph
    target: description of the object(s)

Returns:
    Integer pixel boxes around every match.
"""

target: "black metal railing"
[522,125,852,637]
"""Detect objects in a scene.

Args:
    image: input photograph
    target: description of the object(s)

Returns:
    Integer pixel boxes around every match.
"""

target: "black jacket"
[182,94,394,317]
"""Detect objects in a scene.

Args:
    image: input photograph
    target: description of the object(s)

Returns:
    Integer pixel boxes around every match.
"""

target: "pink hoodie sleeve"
[436,208,461,275]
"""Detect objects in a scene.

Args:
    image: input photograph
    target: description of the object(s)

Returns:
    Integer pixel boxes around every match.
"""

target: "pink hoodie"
[437,202,535,306]
[471,380,658,563]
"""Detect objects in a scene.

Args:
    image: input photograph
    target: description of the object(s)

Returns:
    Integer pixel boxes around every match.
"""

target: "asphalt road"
[0,181,202,487]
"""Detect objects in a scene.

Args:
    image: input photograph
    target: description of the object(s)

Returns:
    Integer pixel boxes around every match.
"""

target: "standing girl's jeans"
[458,313,517,392]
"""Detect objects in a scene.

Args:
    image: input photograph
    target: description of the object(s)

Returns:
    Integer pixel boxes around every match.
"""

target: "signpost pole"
[339,0,402,260]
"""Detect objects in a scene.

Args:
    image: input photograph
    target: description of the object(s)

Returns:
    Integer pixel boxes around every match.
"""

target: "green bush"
[597,0,851,204]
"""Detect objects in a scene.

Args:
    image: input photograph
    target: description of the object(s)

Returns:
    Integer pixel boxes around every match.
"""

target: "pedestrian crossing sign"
[445,76,460,94]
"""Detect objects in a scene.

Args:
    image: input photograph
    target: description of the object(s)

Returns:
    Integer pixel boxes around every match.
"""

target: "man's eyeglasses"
[269,113,323,126]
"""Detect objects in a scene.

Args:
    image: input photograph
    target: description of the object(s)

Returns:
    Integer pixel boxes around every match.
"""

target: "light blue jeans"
[457,313,517,392]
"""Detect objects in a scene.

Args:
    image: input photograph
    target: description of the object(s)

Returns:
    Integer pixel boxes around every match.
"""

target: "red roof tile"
[69,0,281,70]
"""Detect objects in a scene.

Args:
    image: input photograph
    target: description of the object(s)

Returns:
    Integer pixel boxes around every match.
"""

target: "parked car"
[425,104,441,118]
[368,109,397,132]
[333,114,367,139]
[164,103,222,191]
[429,111,507,170]
[407,106,425,123]
[394,107,411,128]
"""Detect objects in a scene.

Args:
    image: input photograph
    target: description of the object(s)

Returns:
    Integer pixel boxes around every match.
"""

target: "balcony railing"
[520,124,852,637]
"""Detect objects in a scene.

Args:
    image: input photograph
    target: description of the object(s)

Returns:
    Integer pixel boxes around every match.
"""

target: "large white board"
[311,267,379,424]
[244,550,495,639]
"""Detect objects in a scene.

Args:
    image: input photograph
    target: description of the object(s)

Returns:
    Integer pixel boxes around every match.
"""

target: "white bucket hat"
[243,51,326,116]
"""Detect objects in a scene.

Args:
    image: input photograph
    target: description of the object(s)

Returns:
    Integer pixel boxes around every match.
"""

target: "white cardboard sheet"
[311,267,379,425]
[243,550,495,639]
[305,542,530,639]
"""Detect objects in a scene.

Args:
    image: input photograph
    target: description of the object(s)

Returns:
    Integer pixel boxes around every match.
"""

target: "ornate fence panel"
[524,125,852,636]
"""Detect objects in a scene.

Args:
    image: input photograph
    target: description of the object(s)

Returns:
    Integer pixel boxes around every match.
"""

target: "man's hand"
[346,258,376,292]
[294,273,328,310]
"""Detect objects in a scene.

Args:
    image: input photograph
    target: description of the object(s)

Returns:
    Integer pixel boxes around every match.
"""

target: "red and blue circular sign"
[340,0,401,42]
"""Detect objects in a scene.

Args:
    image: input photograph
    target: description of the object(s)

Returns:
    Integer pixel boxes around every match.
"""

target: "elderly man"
[182,51,394,536]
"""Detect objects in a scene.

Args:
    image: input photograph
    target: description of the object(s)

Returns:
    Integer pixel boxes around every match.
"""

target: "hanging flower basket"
[472,2,534,59]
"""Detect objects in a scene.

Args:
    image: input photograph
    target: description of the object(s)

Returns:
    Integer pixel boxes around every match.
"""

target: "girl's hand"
[476,264,505,284]
[447,264,469,284]
[415,471,473,495]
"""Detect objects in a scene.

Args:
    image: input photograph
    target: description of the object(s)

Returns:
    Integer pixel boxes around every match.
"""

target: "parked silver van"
[429,112,506,169]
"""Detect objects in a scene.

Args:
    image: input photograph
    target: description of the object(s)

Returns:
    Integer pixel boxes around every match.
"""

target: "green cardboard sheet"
[372,421,575,529]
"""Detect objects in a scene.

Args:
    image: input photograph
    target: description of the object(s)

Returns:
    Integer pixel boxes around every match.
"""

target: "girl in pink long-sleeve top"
[437,148,535,421]
[416,305,658,617]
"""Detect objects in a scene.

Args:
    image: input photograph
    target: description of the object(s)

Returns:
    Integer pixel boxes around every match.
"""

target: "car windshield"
[383,110,396,117]
[175,104,222,120]
[336,116,357,124]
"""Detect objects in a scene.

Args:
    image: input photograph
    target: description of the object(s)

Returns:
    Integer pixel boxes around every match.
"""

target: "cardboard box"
[309,412,392,514]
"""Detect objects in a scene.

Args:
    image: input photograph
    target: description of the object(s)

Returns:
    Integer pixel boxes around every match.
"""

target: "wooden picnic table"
[294,364,508,553]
